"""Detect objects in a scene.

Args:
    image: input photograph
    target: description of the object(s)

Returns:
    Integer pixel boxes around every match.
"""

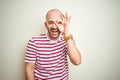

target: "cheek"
[46,25,52,31]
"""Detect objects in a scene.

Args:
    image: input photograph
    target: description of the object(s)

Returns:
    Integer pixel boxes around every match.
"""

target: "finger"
[65,13,71,22]
[55,22,59,27]
[66,13,71,19]
[60,12,71,22]
[63,12,68,20]
[65,12,67,19]
[58,25,64,33]
[60,13,65,20]
[68,15,71,21]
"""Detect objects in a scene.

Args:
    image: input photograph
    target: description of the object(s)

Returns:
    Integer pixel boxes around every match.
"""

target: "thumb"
[58,25,64,33]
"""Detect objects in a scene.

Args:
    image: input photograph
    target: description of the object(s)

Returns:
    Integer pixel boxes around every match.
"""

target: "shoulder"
[29,33,47,42]
[31,34,47,39]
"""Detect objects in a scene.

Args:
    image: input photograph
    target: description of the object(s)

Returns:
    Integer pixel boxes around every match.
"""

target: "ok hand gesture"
[58,13,71,36]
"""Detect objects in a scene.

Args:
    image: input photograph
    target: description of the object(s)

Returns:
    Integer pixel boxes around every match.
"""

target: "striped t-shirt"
[25,33,69,80]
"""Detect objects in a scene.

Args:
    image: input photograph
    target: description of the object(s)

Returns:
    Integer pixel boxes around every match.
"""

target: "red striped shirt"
[25,33,69,80]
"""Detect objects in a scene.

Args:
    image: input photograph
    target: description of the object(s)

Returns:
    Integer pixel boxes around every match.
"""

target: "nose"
[53,23,58,28]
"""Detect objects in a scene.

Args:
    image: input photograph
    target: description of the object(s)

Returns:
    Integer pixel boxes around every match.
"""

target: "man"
[25,9,81,80]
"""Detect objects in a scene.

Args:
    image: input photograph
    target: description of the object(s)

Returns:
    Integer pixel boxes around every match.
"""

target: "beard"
[47,28,61,40]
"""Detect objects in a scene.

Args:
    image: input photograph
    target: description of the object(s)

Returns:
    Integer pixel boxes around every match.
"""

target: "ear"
[44,22,47,28]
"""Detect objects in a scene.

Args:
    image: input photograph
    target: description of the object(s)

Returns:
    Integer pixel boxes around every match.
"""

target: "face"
[45,10,63,40]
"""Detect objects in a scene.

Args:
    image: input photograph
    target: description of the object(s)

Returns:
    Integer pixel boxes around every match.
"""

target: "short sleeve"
[24,38,37,63]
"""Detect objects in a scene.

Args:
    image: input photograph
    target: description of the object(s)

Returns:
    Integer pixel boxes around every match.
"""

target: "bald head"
[46,9,63,21]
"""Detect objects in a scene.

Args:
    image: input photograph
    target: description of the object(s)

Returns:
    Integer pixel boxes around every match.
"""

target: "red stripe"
[34,40,50,42]
[25,34,68,79]
[39,53,64,62]
[36,41,65,48]
[37,46,65,52]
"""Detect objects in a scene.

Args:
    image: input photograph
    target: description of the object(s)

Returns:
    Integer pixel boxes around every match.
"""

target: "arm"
[65,34,81,65]
[25,62,35,80]
[58,13,81,65]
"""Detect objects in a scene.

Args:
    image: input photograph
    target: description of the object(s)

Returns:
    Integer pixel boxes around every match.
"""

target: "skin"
[44,9,71,40]
[25,9,81,80]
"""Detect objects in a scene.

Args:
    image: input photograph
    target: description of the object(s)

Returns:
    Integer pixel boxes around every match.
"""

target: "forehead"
[46,10,63,22]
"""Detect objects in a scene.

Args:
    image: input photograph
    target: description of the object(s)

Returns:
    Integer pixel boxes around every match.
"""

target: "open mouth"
[51,29,59,35]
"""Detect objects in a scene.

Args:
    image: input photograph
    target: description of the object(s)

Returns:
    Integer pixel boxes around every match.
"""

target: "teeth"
[52,30,57,32]
[51,29,58,32]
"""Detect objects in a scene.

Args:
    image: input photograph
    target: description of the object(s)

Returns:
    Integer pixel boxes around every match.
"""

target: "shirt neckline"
[46,33,63,43]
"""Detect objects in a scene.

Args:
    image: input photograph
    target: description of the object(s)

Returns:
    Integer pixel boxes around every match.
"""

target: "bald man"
[25,9,81,80]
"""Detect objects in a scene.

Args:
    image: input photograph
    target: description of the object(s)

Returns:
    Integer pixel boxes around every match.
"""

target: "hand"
[58,12,71,36]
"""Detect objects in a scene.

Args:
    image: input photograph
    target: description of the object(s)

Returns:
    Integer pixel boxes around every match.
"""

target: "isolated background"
[0,0,120,80]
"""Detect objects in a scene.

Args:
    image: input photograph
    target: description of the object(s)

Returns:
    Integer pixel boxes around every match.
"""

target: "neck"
[47,33,60,41]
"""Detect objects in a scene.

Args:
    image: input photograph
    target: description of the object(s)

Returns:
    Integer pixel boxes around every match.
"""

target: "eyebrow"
[47,21,54,23]
[48,20,62,23]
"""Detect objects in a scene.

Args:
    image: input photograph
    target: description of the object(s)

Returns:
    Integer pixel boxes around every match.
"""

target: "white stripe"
[38,53,65,62]
[36,46,65,51]
[35,41,65,48]
[39,57,62,64]
[35,72,46,79]
[27,43,36,49]
[25,52,35,57]
[28,40,35,44]
[38,49,65,57]
[25,34,68,79]
[25,57,36,61]
[48,67,68,79]
[35,69,50,76]
[25,60,35,63]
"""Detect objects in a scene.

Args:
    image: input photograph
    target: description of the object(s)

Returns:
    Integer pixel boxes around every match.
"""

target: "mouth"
[51,29,59,35]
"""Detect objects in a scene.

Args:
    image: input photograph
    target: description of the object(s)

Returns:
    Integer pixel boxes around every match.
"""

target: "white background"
[0,0,120,80]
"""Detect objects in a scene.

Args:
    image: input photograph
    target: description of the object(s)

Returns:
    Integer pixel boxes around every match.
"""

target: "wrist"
[64,34,73,41]
[64,30,70,36]
[64,27,69,36]
[64,32,70,36]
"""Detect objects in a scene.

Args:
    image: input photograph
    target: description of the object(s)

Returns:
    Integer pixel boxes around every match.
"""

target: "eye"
[58,21,62,25]
[48,21,54,25]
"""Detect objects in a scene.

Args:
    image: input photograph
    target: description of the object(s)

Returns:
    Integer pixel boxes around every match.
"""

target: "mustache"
[50,28,59,31]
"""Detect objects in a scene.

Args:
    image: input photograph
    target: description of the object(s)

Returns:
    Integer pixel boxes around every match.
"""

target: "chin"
[48,31,60,40]
[51,34,60,40]
[52,35,59,39]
